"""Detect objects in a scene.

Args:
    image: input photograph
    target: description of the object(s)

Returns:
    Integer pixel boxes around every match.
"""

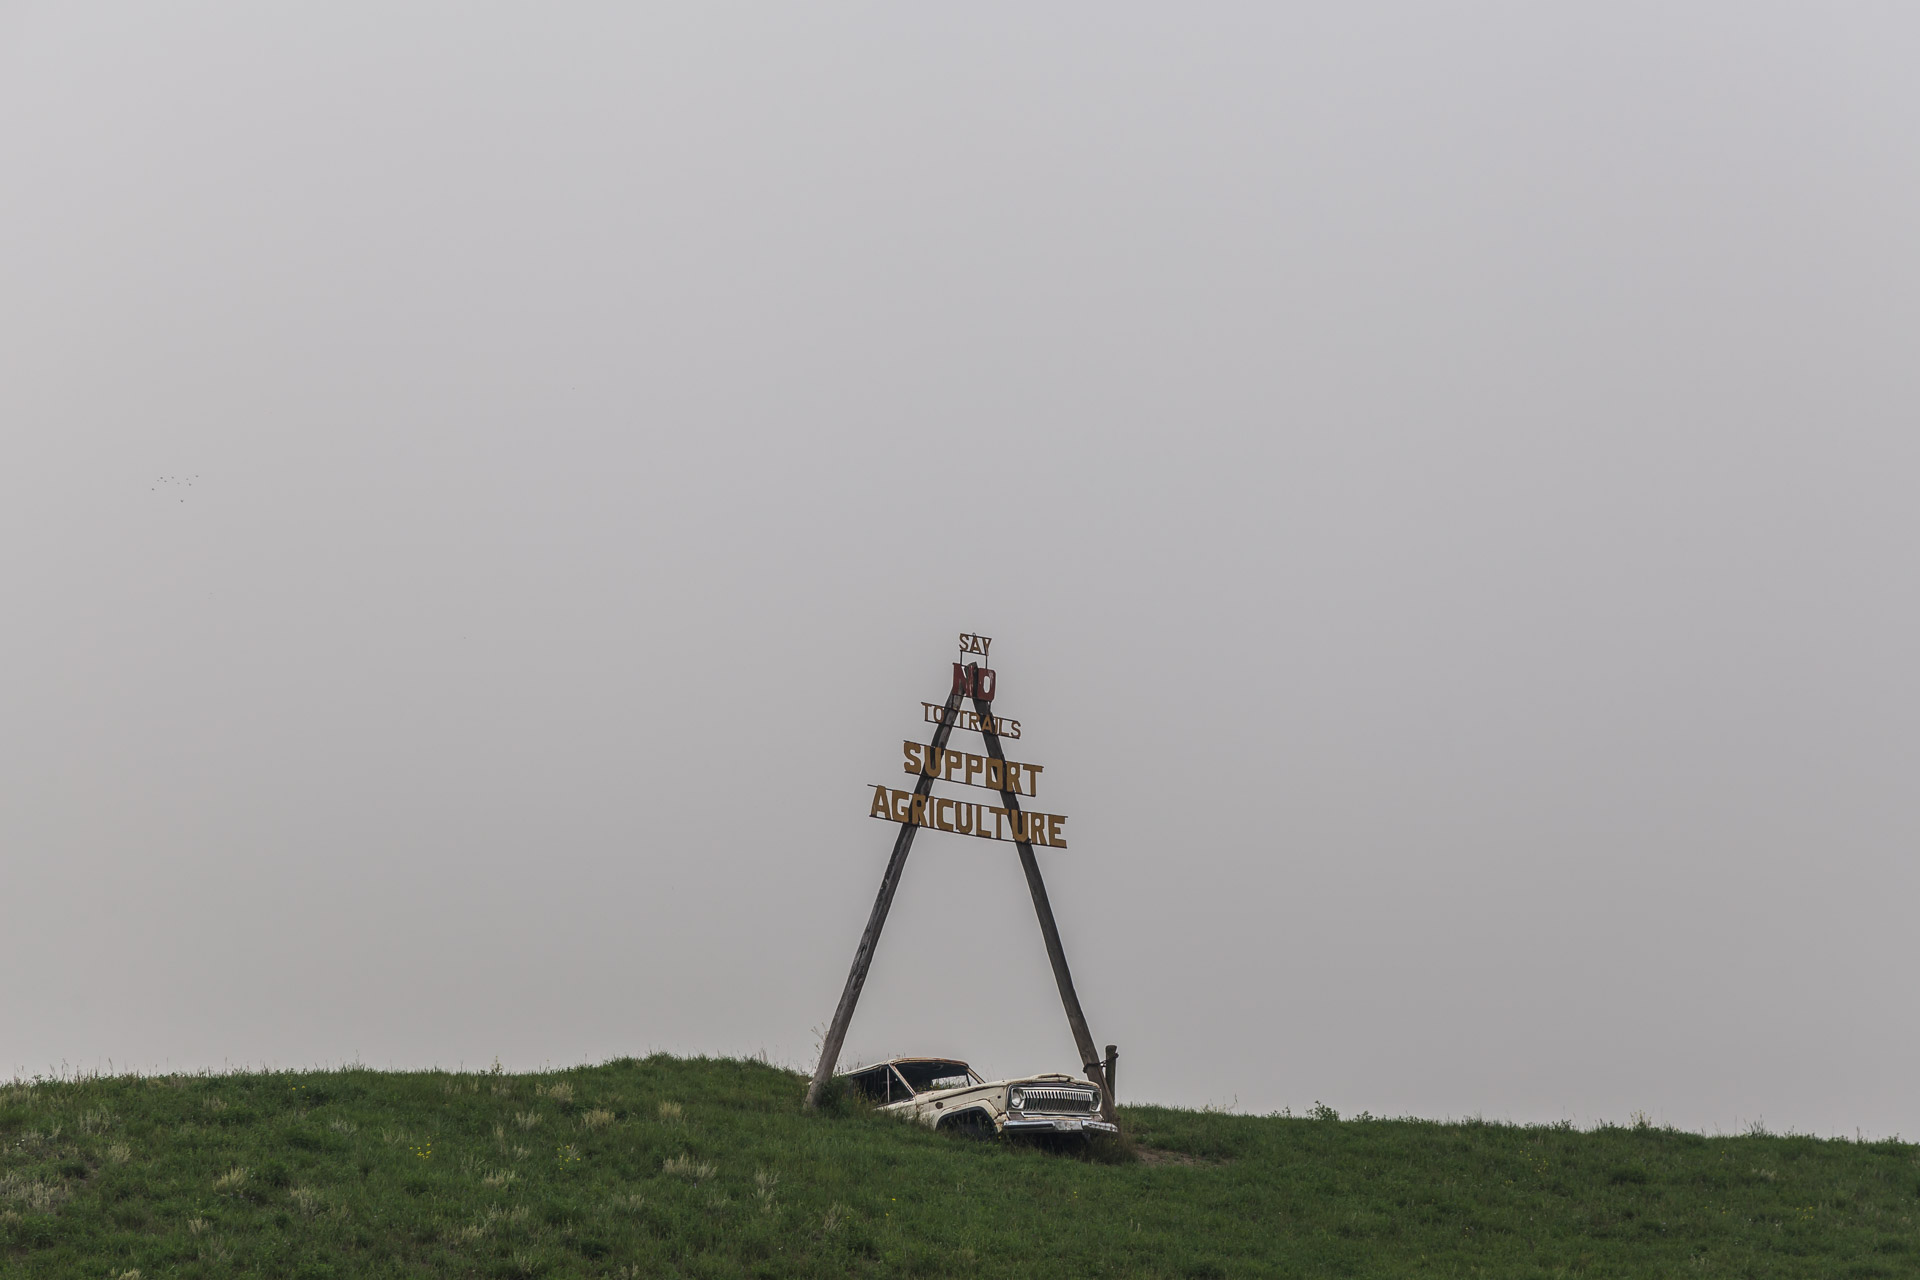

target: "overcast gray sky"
[4,3,1917,1138]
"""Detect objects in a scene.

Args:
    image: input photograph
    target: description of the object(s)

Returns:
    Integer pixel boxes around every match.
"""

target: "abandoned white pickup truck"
[839,1057,1115,1138]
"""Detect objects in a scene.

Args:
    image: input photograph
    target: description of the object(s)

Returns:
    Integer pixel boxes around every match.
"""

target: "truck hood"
[909,1073,1086,1105]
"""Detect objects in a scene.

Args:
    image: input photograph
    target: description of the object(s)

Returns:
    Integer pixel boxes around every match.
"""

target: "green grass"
[3,1055,1916,1278]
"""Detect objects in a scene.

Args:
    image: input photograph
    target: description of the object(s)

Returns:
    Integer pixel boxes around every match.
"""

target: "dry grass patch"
[662,1154,716,1182]
[657,1101,684,1124]
[0,1171,70,1213]
[580,1108,616,1130]
[513,1110,541,1130]
[212,1166,250,1192]
[451,1203,526,1244]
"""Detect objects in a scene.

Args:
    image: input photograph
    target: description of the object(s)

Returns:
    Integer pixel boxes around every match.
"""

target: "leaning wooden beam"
[971,692,1118,1128]
[804,678,970,1110]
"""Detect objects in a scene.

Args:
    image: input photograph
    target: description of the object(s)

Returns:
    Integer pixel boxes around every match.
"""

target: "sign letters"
[885,646,1062,844]
[921,702,1021,739]
[952,662,997,700]
[901,741,1043,795]
[867,784,1068,848]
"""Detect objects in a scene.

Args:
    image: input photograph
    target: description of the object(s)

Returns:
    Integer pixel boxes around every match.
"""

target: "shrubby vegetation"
[3,1055,1915,1277]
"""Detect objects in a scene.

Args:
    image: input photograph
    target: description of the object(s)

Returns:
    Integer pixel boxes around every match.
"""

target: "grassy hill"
[3,1055,1915,1278]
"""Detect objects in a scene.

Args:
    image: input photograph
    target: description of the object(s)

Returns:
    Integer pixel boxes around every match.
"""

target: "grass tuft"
[754,1166,778,1213]
[662,1154,716,1182]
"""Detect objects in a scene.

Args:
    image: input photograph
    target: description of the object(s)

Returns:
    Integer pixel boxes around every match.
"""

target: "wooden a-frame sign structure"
[804,660,1117,1126]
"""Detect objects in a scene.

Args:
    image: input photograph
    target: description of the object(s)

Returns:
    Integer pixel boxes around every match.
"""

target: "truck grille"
[1021,1087,1098,1114]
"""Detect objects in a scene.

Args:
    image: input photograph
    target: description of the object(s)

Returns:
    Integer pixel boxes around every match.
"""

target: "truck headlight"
[1008,1087,1025,1110]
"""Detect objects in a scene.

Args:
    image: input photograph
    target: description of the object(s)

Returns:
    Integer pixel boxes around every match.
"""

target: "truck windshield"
[891,1060,979,1094]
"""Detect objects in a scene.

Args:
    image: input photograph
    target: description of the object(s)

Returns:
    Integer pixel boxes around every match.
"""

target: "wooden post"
[972,694,1119,1128]
[1104,1044,1118,1109]
[804,679,969,1110]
